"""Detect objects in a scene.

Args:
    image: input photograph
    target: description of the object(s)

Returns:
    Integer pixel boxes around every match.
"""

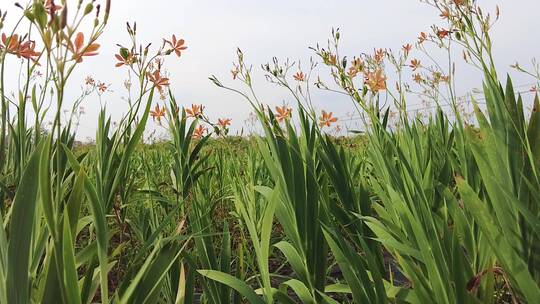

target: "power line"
[335,85,538,122]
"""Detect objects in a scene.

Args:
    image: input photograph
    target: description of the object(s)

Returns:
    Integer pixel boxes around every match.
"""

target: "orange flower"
[193,125,207,139]
[165,35,187,57]
[44,0,62,13]
[440,8,450,19]
[150,104,166,123]
[231,68,239,80]
[413,73,423,83]
[319,110,337,128]
[374,48,385,63]
[348,57,364,78]
[437,29,450,39]
[115,51,135,67]
[409,59,421,71]
[18,41,41,61]
[351,57,364,70]
[97,82,108,92]
[1,33,20,53]
[1,34,41,62]
[185,104,204,118]
[275,106,292,122]
[147,70,170,92]
[67,32,100,63]
[218,118,231,128]
[418,32,428,44]
[348,67,359,78]
[402,44,412,55]
[85,76,95,86]
[327,54,337,65]
[293,71,305,81]
[364,69,387,92]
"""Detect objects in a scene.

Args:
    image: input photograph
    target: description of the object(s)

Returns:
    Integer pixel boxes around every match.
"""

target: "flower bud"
[24,9,35,22]
[104,0,111,23]
[43,30,52,50]
[60,5,67,29]
[84,3,93,15]
[33,1,47,29]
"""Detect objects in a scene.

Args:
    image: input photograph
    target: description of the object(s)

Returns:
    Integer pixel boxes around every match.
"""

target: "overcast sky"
[3,0,540,139]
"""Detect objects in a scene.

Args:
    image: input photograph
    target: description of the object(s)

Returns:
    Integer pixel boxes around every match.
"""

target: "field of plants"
[0,0,539,303]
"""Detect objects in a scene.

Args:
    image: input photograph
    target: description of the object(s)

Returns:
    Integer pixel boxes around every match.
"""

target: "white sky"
[3,0,540,139]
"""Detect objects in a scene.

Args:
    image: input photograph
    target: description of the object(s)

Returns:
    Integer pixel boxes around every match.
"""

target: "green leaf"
[62,213,82,304]
[324,283,351,293]
[33,2,48,29]
[197,270,265,304]
[66,168,86,240]
[0,212,7,304]
[6,141,42,304]
[83,177,109,303]
[279,279,315,304]
[274,241,309,285]
[456,177,540,302]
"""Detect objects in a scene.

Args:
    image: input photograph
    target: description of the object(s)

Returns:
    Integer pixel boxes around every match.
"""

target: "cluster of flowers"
[274,105,338,128]
[149,103,232,139]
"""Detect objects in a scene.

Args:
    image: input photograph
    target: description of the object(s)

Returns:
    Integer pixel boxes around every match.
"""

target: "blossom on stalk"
[348,67,358,78]
[293,71,305,81]
[1,33,19,53]
[44,0,62,13]
[115,50,136,67]
[231,68,239,80]
[324,53,337,65]
[374,49,385,63]
[67,32,100,62]
[440,8,451,19]
[164,35,187,57]
[402,44,412,55]
[437,29,450,39]
[97,82,108,93]
[147,70,170,93]
[418,32,428,44]
[17,41,41,61]
[364,69,387,92]
[85,76,95,86]
[275,106,292,122]
[186,104,204,118]
[150,104,166,123]
[348,57,364,78]
[409,59,421,71]
[218,118,231,128]
[1,34,41,62]
[319,110,337,128]
[193,125,207,139]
